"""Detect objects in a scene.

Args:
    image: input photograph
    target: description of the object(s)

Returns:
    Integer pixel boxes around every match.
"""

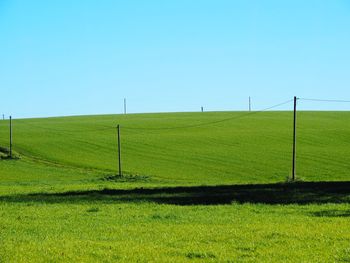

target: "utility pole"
[292,96,297,181]
[117,124,122,177]
[124,98,127,114]
[249,97,251,112]
[9,116,12,158]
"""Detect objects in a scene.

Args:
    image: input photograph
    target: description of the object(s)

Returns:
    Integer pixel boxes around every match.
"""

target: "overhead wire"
[3,99,294,135]
[300,98,350,103]
[121,99,294,131]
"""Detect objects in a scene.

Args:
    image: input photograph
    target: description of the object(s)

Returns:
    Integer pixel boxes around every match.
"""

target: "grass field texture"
[0,111,349,262]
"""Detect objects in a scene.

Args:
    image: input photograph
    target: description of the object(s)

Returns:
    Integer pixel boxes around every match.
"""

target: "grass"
[0,111,349,262]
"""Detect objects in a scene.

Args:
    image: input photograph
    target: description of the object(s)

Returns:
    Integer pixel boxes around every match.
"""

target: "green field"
[0,111,349,262]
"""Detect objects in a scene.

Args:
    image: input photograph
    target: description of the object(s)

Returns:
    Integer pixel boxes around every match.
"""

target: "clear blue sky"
[1,0,350,118]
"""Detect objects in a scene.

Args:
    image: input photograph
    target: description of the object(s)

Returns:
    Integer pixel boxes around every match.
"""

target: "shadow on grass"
[310,209,350,217]
[0,146,20,160]
[0,181,350,206]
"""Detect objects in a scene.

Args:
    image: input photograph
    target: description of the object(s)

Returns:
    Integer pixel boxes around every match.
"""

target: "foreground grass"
[0,182,349,262]
[0,200,349,262]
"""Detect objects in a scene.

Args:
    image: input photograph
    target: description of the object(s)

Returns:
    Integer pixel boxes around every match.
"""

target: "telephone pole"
[9,116,12,158]
[292,96,297,181]
[117,124,122,177]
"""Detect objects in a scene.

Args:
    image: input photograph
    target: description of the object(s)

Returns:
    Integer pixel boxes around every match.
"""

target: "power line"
[300,98,350,103]
[122,99,294,131]
[5,98,295,133]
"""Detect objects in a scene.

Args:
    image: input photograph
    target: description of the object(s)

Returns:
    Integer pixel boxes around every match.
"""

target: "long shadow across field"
[1,181,350,206]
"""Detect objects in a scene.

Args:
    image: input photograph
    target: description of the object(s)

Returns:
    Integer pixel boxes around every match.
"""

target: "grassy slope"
[0,111,349,262]
[1,111,350,188]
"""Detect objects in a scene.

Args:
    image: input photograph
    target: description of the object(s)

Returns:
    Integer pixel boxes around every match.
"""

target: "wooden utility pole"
[117,124,122,177]
[9,116,12,158]
[292,96,297,181]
